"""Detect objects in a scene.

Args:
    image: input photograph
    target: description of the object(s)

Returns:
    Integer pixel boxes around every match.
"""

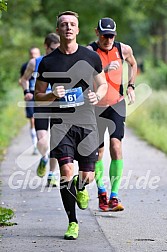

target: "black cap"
[97,18,117,35]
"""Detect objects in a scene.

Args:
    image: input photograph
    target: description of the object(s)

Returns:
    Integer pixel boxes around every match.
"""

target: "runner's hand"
[88,90,99,105]
[105,60,120,72]
[126,87,135,105]
[53,86,65,98]
[24,93,33,101]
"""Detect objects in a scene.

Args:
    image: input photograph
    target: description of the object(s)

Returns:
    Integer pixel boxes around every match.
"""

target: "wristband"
[24,89,30,95]
[127,84,135,90]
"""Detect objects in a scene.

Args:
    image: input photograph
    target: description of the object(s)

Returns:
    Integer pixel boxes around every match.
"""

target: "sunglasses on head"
[101,34,115,39]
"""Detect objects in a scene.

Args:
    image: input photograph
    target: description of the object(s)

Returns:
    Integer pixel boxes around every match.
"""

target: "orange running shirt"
[90,41,124,106]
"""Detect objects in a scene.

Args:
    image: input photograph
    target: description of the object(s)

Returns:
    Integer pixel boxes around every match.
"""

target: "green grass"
[0,87,27,160]
[127,90,167,154]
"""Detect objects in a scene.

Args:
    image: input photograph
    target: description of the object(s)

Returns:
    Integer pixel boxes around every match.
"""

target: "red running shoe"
[98,192,109,211]
[108,197,124,212]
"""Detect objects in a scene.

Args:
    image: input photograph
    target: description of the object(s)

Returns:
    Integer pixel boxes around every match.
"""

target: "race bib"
[59,87,84,108]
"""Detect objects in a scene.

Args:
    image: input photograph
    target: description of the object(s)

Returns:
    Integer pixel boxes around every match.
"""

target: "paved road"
[0,124,167,252]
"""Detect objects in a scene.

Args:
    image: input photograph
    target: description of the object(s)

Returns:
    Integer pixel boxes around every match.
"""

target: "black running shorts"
[95,99,126,148]
[50,124,99,171]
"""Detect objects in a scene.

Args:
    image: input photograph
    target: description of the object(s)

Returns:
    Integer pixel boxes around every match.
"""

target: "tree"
[136,0,167,65]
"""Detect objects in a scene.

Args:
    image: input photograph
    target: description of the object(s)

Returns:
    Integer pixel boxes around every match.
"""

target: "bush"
[127,90,167,154]
[139,60,167,90]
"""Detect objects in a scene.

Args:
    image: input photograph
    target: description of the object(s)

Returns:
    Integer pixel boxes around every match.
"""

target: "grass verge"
[0,87,27,160]
[126,90,167,154]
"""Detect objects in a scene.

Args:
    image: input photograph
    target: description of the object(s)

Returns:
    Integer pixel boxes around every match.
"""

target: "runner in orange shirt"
[88,17,137,211]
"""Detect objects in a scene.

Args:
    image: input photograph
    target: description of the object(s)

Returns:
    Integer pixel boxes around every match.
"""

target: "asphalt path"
[0,124,167,252]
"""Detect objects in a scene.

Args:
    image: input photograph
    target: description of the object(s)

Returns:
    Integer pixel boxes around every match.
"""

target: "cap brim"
[99,30,117,35]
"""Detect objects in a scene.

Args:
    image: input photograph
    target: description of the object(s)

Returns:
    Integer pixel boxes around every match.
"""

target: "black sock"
[60,180,78,223]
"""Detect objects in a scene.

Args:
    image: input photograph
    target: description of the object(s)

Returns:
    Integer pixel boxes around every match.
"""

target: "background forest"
[1,0,167,93]
[0,0,167,157]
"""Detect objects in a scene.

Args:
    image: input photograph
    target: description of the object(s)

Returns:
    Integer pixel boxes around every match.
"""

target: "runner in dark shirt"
[35,11,107,240]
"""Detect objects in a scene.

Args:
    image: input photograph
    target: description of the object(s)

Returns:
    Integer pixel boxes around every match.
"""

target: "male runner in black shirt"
[35,10,107,240]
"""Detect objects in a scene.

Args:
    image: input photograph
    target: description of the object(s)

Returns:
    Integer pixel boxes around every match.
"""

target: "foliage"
[0,0,7,19]
[0,88,27,160]
[127,90,167,154]
[0,0,7,14]
[136,60,167,90]
[0,206,16,226]
[0,0,167,80]
[136,0,167,64]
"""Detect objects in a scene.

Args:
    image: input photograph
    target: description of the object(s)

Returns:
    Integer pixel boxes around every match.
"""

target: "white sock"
[30,128,37,147]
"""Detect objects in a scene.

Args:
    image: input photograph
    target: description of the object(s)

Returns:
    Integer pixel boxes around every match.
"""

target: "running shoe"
[76,189,89,210]
[108,197,124,212]
[64,222,79,240]
[46,174,58,187]
[73,175,89,210]
[98,192,109,211]
[36,157,48,177]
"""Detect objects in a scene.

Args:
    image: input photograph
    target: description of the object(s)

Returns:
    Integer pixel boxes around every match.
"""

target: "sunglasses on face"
[101,34,115,39]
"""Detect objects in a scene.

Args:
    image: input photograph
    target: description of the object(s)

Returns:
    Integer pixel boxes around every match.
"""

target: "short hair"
[29,47,40,54]
[56,10,79,27]
[44,33,60,47]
